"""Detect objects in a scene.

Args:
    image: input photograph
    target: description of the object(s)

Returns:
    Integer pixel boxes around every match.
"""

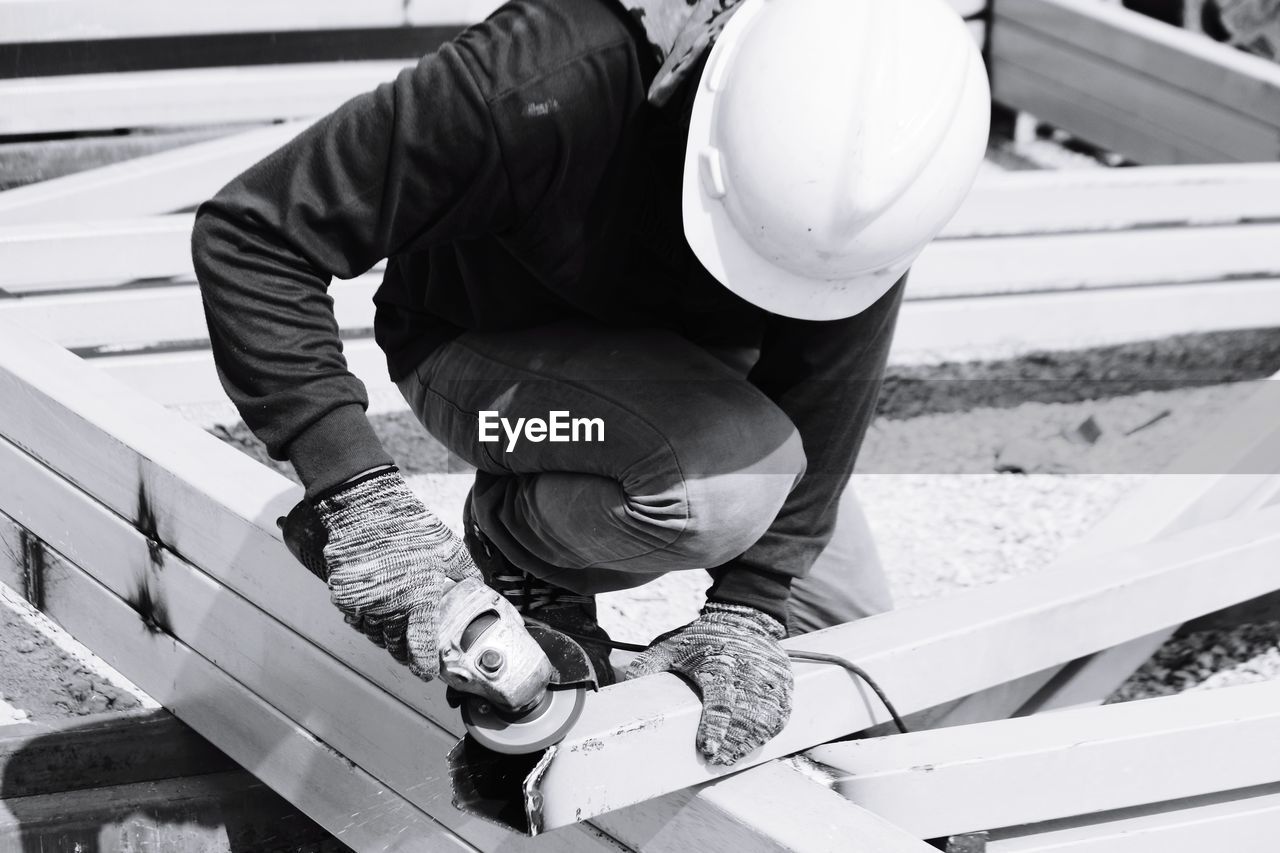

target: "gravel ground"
[0,585,150,722]
[1111,622,1280,704]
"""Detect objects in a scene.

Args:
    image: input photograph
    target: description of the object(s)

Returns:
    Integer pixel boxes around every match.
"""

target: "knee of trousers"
[629,400,807,569]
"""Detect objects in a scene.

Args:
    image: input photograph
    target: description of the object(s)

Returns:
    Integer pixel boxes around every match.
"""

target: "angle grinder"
[279,501,599,754]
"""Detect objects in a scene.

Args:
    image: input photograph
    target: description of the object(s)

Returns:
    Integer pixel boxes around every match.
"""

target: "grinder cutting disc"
[460,622,598,754]
[460,685,587,754]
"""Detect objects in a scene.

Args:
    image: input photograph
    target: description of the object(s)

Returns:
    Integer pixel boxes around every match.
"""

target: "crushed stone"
[0,597,143,720]
[1110,622,1280,703]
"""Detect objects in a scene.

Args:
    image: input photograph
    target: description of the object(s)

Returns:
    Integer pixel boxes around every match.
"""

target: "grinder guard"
[436,578,556,713]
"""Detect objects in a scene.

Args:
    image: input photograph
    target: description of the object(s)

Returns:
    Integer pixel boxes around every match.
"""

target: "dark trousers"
[396,322,894,634]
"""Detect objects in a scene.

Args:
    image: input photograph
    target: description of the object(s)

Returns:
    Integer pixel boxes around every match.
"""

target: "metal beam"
[526,504,1280,831]
[596,761,937,853]
[10,274,1280,371]
[0,407,615,853]
[5,321,1280,835]
[0,0,457,43]
[812,679,1280,839]
[985,784,1280,853]
[7,211,1280,297]
[0,316,862,851]
[0,278,379,351]
[0,122,306,225]
[891,278,1280,364]
[911,223,1280,299]
[0,710,234,798]
[0,216,193,292]
[940,163,1280,238]
[872,371,1280,731]
[0,61,410,135]
[0,512,481,853]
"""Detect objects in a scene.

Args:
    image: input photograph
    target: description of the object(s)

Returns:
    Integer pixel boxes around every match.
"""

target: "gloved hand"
[626,601,793,765]
[313,467,480,681]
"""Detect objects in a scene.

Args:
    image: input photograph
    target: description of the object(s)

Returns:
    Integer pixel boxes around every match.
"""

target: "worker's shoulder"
[452,0,645,111]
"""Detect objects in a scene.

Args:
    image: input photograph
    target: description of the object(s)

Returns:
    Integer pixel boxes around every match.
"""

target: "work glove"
[310,468,480,681]
[627,602,793,766]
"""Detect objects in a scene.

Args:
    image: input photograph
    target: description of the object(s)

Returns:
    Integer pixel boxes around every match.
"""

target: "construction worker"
[193,0,987,766]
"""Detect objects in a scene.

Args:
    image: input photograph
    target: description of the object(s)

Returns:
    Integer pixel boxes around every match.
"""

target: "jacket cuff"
[706,564,793,626]
[287,403,394,499]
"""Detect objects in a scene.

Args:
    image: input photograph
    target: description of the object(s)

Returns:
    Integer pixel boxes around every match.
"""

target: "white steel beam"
[0,278,379,351]
[11,275,1280,367]
[91,339,398,406]
[0,62,410,135]
[0,0,492,43]
[5,133,1273,231]
[911,222,1280,299]
[941,163,1280,239]
[594,761,937,853]
[1000,0,1280,122]
[811,679,1280,839]
[7,213,1280,298]
[1009,371,1280,717]
[525,502,1280,831]
[8,319,1280,836]
[890,278,1280,364]
[0,216,194,292]
[0,318,894,852]
[67,281,1280,408]
[853,371,1280,735]
[0,122,307,225]
[0,412,617,853]
[985,784,1280,853]
[0,513,480,853]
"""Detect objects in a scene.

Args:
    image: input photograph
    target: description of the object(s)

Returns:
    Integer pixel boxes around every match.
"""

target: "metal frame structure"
[992,0,1280,164]
[4,160,1280,396]
[3,2,1280,850]
[0,261,1277,850]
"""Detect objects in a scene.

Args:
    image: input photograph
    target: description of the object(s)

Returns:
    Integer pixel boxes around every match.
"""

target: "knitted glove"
[626,602,793,765]
[314,468,480,681]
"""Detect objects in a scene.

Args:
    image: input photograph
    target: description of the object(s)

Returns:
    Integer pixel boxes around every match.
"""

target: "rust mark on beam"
[19,528,45,611]
[135,479,164,567]
[128,479,173,635]
[127,575,173,637]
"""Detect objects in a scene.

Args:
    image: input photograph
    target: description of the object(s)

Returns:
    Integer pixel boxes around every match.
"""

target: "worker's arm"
[706,277,907,624]
[192,37,513,498]
[193,28,516,677]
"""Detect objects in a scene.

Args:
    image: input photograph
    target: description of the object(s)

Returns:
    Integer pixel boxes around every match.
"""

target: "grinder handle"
[278,500,332,582]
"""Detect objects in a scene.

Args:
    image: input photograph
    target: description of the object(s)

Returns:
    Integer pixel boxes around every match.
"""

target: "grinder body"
[279,500,595,754]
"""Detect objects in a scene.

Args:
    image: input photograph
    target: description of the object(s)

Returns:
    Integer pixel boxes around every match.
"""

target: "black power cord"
[560,630,911,736]
[785,649,910,735]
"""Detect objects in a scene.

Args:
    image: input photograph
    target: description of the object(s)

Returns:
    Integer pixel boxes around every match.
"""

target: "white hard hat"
[682,0,991,320]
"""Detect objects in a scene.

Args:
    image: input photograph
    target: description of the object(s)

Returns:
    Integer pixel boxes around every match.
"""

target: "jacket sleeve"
[705,278,906,625]
[192,37,514,497]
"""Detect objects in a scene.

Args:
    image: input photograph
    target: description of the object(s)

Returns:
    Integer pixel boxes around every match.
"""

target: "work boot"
[462,495,617,686]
